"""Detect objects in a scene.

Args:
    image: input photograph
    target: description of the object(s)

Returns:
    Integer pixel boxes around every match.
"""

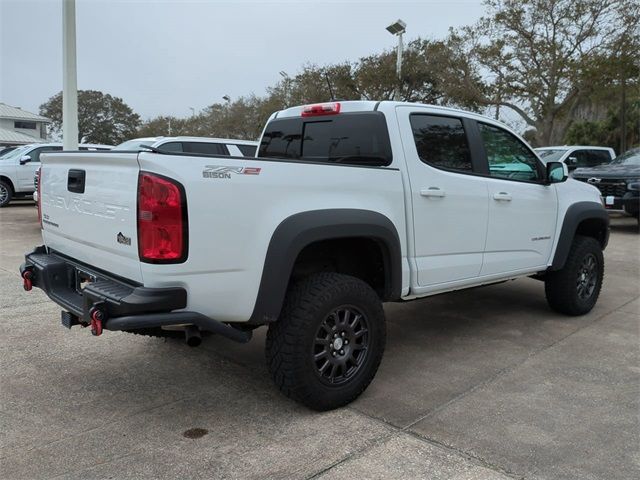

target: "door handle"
[420,187,446,198]
[67,169,86,194]
[493,192,512,201]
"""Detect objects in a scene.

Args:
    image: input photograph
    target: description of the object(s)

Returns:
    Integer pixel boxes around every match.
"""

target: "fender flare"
[248,209,402,324]
[550,201,609,271]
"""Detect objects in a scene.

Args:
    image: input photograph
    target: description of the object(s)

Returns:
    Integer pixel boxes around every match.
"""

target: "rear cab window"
[258,112,392,166]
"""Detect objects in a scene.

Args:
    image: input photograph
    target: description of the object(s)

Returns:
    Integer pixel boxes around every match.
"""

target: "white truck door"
[476,121,557,276]
[396,107,489,287]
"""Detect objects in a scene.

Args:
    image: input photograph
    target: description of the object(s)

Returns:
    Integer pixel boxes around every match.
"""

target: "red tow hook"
[22,270,33,291]
[89,307,104,336]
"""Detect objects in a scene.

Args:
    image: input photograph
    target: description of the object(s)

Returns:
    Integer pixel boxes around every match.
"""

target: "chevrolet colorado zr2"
[21,101,609,410]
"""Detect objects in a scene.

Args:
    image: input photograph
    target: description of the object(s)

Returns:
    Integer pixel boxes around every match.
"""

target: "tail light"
[137,172,188,263]
[301,102,341,117]
[37,167,42,228]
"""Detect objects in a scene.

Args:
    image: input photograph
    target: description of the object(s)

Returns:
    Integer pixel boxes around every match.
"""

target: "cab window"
[29,146,62,163]
[478,123,541,182]
[410,114,472,172]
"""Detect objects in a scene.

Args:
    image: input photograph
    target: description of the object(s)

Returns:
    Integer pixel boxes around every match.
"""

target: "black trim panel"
[550,201,610,271]
[248,209,403,324]
[21,247,186,322]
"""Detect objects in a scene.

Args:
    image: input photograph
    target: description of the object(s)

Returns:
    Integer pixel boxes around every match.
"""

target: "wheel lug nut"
[334,333,338,338]
[340,349,344,355]
[332,351,336,357]
[341,332,345,337]
[344,340,349,345]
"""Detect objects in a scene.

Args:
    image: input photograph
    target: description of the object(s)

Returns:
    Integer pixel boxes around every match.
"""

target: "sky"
[0,0,486,120]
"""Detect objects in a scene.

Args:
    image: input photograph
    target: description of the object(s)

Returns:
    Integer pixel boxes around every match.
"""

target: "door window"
[183,142,228,155]
[409,114,472,172]
[575,149,612,167]
[478,123,541,182]
[28,146,62,163]
[235,144,256,156]
[158,142,184,153]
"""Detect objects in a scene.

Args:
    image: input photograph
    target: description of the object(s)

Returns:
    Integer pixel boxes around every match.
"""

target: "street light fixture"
[222,95,231,103]
[386,19,406,101]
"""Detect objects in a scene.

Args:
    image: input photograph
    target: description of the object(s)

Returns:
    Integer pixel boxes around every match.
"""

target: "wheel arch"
[550,201,609,271]
[249,209,402,324]
[0,175,15,192]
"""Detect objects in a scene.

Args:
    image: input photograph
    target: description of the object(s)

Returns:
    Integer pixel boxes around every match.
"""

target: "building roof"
[0,127,45,145]
[0,103,51,123]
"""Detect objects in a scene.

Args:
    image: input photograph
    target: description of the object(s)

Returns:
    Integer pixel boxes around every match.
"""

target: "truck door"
[476,121,557,276]
[396,107,489,288]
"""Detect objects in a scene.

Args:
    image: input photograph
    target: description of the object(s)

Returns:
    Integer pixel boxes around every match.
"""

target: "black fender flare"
[550,201,609,271]
[248,209,402,324]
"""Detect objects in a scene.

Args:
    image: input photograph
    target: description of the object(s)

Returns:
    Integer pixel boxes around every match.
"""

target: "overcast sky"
[1,0,486,120]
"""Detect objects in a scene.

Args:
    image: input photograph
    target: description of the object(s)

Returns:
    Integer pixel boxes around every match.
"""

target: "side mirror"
[19,155,32,165]
[546,161,568,184]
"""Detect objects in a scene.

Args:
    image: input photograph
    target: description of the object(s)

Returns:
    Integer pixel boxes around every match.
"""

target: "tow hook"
[22,269,33,291]
[89,307,105,336]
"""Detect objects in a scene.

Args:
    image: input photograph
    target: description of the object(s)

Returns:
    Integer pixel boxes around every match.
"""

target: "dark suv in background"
[573,148,640,223]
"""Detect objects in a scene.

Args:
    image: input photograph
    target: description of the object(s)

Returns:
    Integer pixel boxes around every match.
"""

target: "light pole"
[386,19,406,102]
[62,0,78,149]
[279,71,290,107]
[189,107,195,117]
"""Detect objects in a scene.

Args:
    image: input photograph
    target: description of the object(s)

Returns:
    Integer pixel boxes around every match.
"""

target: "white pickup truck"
[22,101,609,410]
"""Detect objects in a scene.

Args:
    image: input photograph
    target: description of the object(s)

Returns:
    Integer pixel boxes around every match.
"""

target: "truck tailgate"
[40,152,143,283]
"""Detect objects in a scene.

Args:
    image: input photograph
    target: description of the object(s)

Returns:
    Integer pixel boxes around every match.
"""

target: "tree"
[40,90,141,145]
[455,0,640,144]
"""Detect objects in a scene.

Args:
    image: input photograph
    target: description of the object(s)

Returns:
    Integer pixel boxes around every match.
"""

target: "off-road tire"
[266,272,386,411]
[0,180,13,207]
[545,235,604,316]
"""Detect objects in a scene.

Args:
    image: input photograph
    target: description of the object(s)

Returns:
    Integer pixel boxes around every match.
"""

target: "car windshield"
[610,149,640,166]
[0,145,31,161]
[535,149,567,162]
[113,140,154,150]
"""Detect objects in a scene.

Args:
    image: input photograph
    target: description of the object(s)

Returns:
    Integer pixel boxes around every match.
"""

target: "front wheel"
[545,235,604,316]
[0,180,13,207]
[266,273,386,411]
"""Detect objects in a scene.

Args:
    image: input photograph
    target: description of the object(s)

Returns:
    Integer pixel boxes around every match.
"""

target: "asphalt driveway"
[1,201,638,479]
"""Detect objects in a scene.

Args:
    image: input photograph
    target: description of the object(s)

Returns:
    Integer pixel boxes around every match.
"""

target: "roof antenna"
[325,72,335,101]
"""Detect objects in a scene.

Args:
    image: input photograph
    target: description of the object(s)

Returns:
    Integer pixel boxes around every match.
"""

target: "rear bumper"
[20,246,251,343]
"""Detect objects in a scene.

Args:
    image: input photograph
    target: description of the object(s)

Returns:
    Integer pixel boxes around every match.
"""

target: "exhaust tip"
[185,325,202,347]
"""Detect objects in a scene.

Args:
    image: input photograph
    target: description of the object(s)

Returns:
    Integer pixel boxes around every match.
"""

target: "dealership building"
[0,103,50,146]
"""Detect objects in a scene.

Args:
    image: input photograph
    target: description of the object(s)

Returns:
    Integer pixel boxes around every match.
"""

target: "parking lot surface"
[1,201,638,480]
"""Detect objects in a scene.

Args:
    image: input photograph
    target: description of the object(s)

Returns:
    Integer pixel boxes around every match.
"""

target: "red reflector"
[137,172,187,263]
[37,167,42,228]
[301,102,341,117]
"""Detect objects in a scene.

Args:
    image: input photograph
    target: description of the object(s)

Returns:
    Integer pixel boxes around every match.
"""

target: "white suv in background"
[113,136,258,157]
[535,146,616,173]
[0,143,112,207]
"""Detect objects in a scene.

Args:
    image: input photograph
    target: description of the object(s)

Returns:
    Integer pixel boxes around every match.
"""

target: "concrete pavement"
[1,201,638,479]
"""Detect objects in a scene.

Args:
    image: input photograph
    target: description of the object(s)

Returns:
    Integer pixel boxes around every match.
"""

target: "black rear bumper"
[20,246,251,343]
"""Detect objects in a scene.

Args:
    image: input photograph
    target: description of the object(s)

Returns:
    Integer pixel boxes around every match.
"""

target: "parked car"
[22,101,609,410]
[535,146,616,173]
[572,147,640,222]
[113,136,258,157]
[0,143,112,207]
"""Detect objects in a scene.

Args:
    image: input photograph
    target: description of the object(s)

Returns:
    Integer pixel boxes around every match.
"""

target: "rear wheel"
[266,273,386,411]
[545,235,604,316]
[0,180,13,207]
